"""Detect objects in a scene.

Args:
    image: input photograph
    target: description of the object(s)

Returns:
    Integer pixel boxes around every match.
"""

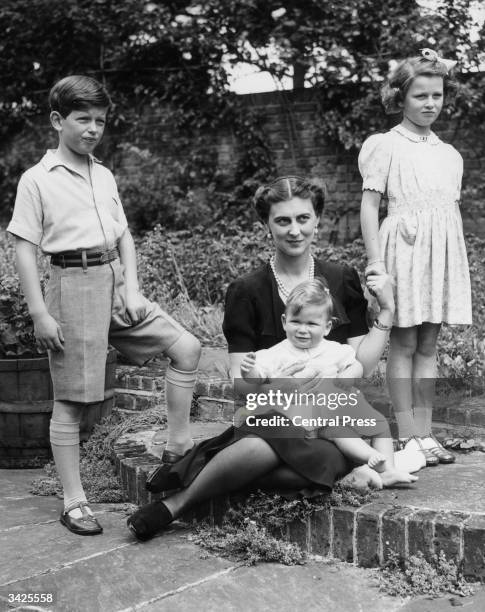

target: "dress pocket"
[398,216,417,245]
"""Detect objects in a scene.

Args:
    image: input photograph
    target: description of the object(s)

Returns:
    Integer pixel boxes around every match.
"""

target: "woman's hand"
[366,271,394,313]
[275,362,307,377]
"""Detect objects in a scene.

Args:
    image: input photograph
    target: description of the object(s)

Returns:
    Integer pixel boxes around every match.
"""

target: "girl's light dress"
[359,124,472,327]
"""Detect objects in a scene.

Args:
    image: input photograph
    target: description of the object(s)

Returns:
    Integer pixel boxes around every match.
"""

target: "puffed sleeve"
[358,133,392,194]
[223,280,257,353]
[7,170,43,245]
[342,266,369,338]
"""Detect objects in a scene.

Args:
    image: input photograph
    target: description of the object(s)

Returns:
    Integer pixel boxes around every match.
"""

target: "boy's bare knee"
[168,333,201,371]
[52,400,84,422]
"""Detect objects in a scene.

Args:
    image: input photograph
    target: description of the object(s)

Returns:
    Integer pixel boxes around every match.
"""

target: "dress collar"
[392,124,440,145]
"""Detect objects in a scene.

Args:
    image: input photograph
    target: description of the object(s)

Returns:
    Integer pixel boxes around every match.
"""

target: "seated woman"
[127,176,399,541]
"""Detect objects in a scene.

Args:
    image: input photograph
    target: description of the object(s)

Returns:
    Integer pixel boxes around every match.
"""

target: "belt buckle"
[59,254,66,269]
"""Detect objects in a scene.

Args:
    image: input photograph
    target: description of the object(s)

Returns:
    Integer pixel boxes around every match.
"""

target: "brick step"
[113,422,485,580]
[114,361,485,431]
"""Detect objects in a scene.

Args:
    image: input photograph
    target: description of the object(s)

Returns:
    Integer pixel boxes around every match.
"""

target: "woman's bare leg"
[162,437,280,519]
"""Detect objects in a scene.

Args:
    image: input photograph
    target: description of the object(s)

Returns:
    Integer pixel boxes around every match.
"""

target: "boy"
[7,75,200,535]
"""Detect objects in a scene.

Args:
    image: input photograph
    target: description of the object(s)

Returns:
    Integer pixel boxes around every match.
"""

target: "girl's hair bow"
[420,48,457,72]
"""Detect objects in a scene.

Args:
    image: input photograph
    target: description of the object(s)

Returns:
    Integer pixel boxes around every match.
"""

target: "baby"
[240,279,417,487]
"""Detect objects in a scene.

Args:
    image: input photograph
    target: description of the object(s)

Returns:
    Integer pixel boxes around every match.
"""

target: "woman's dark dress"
[164,260,369,492]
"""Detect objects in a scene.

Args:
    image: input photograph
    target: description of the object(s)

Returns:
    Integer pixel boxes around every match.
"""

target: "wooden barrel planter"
[0,348,117,468]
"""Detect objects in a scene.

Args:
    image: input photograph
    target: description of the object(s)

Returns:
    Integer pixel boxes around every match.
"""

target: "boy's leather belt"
[51,248,119,268]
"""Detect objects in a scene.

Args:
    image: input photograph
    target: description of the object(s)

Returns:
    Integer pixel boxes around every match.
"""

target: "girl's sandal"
[398,436,439,467]
[421,434,456,464]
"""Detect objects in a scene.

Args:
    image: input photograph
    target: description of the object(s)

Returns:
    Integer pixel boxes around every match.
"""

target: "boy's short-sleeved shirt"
[7,149,128,253]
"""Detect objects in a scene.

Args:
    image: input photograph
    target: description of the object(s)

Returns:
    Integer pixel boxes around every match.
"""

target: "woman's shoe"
[127,501,173,541]
[60,501,103,535]
[420,434,456,464]
[397,436,439,467]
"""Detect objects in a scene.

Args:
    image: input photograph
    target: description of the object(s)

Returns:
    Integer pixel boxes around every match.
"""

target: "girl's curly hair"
[381,55,458,114]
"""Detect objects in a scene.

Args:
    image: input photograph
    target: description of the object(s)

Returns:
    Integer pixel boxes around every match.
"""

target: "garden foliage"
[1,0,484,224]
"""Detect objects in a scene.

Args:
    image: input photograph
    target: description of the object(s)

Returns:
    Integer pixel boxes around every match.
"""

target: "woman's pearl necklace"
[270,255,315,299]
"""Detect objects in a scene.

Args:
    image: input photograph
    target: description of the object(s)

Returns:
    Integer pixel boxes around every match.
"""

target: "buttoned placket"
[60,158,110,272]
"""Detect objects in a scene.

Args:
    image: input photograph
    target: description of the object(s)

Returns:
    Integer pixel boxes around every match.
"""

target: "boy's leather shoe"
[160,445,194,465]
[60,501,103,535]
[146,445,195,493]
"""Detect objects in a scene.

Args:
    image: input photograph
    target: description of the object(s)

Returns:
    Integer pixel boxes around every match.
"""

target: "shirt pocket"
[102,194,122,222]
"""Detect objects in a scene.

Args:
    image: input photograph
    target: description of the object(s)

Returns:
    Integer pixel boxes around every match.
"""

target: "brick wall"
[116,88,485,242]
[3,88,485,241]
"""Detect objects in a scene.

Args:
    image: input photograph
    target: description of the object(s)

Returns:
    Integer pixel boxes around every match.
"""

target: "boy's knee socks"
[165,364,198,388]
[49,419,80,446]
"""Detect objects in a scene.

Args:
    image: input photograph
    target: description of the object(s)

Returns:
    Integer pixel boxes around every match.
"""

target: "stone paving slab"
[1,469,485,612]
[136,561,405,612]
[377,453,485,514]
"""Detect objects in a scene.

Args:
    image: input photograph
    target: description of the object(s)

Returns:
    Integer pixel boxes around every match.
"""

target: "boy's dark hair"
[49,75,111,118]
[253,176,326,223]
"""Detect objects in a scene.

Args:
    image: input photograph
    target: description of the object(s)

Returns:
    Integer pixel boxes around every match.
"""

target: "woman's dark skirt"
[148,416,352,495]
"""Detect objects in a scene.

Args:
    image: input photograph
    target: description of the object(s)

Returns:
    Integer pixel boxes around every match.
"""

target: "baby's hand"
[240,352,258,379]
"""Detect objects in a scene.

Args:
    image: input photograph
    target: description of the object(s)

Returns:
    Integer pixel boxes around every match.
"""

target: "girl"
[359,49,472,467]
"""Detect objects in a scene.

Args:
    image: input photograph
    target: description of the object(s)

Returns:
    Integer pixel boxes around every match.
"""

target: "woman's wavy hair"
[381,55,458,115]
[253,176,326,223]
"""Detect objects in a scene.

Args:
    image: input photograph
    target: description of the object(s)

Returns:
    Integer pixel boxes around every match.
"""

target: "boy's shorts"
[45,258,186,403]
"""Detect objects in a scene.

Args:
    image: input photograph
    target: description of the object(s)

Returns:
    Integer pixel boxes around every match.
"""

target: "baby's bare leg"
[332,436,385,469]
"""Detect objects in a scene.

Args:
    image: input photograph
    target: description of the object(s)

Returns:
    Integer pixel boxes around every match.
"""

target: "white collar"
[42,149,101,172]
[392,124,440,145]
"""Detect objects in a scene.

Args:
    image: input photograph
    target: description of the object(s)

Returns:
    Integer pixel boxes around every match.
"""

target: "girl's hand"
[32,312,64,352]
[366,271,395,312]
[365,261,386,277]
[125,290,147,324]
